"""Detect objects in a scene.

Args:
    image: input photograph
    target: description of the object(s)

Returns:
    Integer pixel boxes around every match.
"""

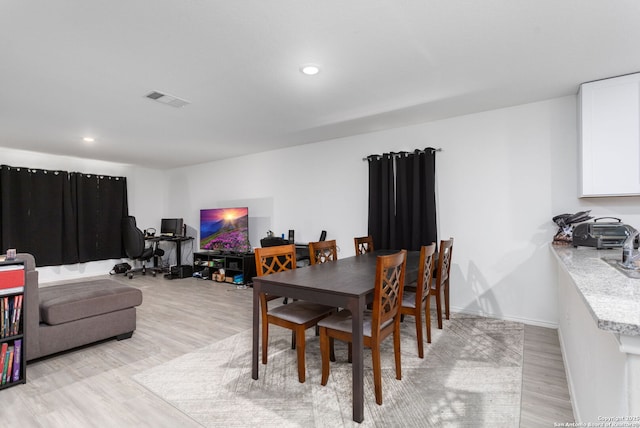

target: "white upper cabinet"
[579,72,640,197]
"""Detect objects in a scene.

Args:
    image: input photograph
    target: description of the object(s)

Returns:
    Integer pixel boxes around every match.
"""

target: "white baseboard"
[450,305,559,329]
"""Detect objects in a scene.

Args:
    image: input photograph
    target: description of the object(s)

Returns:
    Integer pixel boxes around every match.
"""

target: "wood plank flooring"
[0,274,574,426]
[520,324,575,426]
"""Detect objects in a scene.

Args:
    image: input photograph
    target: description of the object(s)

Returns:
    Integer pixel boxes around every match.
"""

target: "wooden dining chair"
[432,238,454,330]
[318,249,407,405]
[400,243,436,355]
[255,244,335,383]
[308,239,338,265]
[354,236,374,255]
[308,239,339,357]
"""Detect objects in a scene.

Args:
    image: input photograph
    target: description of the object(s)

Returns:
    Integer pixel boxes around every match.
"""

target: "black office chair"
[121,216,163,279]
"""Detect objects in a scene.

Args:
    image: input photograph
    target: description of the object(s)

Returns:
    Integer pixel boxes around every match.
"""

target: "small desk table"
[145,235,193,267]
[251,250,418,423]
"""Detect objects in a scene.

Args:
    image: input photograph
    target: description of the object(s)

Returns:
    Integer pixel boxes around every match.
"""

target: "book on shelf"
[0,343,6,381]
[1,343,9,384]
[2,296,7,338]
[11,294,23,336]
[0,294,23,338]
[12,339,21,382]
[4,346,13,384]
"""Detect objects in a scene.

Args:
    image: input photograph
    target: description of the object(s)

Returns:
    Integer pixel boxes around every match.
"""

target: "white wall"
[163,96,563,326]
[6,94,640,325]
[0,147,165,282]
[164,94,640,327]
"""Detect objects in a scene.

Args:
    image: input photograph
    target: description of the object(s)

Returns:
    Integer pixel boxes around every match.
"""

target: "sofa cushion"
[39,279,143,325]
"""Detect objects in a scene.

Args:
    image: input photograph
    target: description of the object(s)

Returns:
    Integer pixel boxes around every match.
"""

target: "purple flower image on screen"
[200,207,249,252]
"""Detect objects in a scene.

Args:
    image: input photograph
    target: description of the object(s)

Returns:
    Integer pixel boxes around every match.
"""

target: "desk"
[251,250,418,423]
[145,235,193,267]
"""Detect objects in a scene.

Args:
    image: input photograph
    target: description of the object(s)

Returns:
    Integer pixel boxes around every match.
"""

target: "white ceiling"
[1,1,640,169]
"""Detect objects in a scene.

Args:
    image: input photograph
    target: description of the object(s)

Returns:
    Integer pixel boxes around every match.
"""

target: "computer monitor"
[160,218,184,236]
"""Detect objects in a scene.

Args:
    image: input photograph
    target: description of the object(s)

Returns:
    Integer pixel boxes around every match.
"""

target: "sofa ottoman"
[20,252,144,361]
[32,280,143,360]
[39,280,142,326]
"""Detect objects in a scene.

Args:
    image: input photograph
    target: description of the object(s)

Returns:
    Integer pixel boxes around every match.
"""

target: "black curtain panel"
[0,165,76,266]
[395,150,437,251]
[367,148,437,251]
[75,173,128,262]
[0,164,128,266]
[367,154,396,250]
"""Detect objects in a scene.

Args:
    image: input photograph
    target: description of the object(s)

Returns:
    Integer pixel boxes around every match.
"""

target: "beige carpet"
[133,314,523,427]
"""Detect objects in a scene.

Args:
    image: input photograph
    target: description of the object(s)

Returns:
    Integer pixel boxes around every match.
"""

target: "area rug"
[133,314,523,427]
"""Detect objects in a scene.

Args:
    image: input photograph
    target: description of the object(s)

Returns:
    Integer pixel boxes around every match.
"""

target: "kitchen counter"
[552,244,640,336]
[551,244,640,421]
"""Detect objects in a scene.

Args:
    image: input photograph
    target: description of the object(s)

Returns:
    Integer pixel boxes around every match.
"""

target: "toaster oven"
[572,217,631,249]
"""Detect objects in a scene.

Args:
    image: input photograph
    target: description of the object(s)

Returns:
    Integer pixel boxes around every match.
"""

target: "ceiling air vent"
[145,91,190,108]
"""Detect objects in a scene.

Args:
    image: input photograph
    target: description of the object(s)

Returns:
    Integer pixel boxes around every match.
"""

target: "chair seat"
[141,246,154,260]
[431,272,449,290]
[268,301,334,324]
[402,290,417,309]
[317,309,393,337]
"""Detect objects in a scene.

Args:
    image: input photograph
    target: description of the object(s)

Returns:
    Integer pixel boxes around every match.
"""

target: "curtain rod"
[362,147,442,161]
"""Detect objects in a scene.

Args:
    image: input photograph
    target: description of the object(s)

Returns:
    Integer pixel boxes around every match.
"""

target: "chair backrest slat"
[255,244,297,276]
[436,238,454,289]
[308,240,338,265]
[416,243,437,305]
[354,236,374,256]
[371,250,407,337]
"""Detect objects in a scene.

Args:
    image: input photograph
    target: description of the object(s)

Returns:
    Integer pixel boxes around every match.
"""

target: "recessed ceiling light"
[83,137,95,143]
[300,64,320,75]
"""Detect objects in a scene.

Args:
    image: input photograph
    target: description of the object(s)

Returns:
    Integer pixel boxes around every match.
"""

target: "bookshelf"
[193,251,257,286]
[0,259,26,390]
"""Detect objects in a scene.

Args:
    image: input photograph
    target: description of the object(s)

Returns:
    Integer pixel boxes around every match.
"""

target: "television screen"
[200,207,249,253]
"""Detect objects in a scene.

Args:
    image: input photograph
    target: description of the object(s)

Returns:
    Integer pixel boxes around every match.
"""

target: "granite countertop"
[552,244,640,336]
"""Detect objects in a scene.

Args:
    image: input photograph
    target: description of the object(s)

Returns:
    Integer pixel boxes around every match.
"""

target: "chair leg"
[291,330,296,350]
[371,342,383,405]
[435,288,443,329]
[444,280,450,320]
[415,309,424,358]
[347,342,353,363]
[329,337,336,362]
[296,327,306,383]
[319,327,330,386]
[393,323,402,381]
[262,321,269,365]
[426,295,432,344]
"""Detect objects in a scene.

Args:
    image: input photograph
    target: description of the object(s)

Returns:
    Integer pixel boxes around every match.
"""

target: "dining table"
[251,249,419,423]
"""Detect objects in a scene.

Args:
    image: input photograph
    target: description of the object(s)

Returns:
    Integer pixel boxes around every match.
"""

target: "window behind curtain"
[0,164,128,267]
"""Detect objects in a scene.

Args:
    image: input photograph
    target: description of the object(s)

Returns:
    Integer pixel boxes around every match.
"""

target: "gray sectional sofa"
[19,253,143,361]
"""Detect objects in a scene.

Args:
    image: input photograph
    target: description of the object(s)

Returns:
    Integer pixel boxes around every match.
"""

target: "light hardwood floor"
[520,324,575,426]
[0,274,574,427]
